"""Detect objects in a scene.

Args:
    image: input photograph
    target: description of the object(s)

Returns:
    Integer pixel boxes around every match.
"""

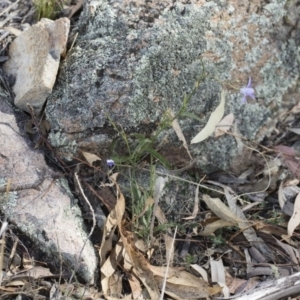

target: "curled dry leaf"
[215,113,234,137]
[191,90,226,144]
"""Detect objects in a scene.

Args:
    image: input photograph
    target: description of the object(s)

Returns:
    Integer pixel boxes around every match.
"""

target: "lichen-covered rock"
[46,0,300,174]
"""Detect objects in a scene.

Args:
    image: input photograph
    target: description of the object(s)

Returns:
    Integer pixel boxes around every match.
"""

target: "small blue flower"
[106,159,115,167]
[240,77,255,104]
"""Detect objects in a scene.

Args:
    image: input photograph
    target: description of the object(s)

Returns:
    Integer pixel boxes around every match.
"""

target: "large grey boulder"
[0,91,98,284]
[45,0,300,174]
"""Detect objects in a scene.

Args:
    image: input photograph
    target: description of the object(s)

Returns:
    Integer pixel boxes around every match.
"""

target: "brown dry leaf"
[148,265,179,278]
[99,213,118,265]
[126,244,160,299]
[154,205,175,265]
[22,253,34,270]
[127,272,143,300]
[288,192,300,236]
[150,265,221,298]
[215,113,234,137]
[155,276,220,299]
[114,185,159,299]
[101,185,126,298]
[169,109,192,159]
[82,151,101,165]
[101,173,119,188]
[5,279,25,287]
[108,271,123,297]
[202,194,243,224]
[191,90,226,144]
[225,271,247,294]
[101,239,123,278]
[99,203,118,296]
[199,219,235,236]
[123,251,133,271]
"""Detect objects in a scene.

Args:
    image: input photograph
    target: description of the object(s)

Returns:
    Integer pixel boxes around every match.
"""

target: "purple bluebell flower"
[240,77,255,104]
[106,159,115,167]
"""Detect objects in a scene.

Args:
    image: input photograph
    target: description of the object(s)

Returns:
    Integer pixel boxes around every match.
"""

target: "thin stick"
[0,0,20,17]
[68,32,78,54]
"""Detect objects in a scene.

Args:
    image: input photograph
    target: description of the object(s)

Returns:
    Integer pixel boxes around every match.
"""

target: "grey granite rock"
[45,0,300,174]
[0,90,98,284]
[4,18,70,114]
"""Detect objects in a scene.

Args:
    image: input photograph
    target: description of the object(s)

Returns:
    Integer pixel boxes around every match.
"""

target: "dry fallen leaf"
[150,266,222,299]
[199,219,235,236]
[225,271,247,294]
[169,109,192,159]
[289,128,300,135]
[191,90,226,144]
[210,258,229,298]
[191,264,208,282]
[288,192,300,236]
[290,101,300,114]
[82,151,101,165]
[202,194,243,224]
[114,185,159,299]
[215,113,234,137]
[3,26,21,36]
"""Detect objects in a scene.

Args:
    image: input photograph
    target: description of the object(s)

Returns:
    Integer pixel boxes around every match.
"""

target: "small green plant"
[107,115,171,169]
[266,210,285,225]
[105,63,209,242]
[184,254,196,266]
[33,0,64,20]
[209,234,226,246]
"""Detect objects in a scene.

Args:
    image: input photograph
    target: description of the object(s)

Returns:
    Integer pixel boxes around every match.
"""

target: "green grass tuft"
[33,0,64,21]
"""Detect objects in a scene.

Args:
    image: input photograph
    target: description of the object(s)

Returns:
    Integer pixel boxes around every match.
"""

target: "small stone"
[4,17,70,114]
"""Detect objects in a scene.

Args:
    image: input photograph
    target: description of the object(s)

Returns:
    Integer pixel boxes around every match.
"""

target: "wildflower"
[106,159,115,167]
[240,77,255,104]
